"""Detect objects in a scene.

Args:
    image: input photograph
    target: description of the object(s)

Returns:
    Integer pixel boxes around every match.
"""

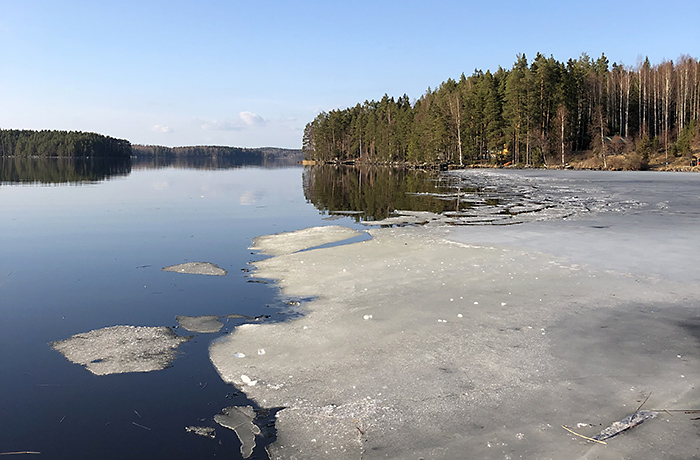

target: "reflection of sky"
[0,166,340,322]
[239,190,264,206]
[1,167,306,228]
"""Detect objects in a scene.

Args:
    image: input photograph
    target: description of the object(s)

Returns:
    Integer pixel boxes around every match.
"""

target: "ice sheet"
[210,171,700,459]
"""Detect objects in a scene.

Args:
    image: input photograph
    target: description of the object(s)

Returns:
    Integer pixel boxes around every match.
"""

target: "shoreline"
[303,159,700,173]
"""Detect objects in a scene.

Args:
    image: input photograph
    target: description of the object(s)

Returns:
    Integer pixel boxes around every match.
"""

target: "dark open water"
[0,159,455,459]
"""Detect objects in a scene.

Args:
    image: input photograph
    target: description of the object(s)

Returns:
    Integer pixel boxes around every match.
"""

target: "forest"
[303,53,700,169]
[131,144,303,168]
[0,129,131,158]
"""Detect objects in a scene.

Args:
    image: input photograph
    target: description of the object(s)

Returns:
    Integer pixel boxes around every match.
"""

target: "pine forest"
[0,129,131,158]
[303,53,700,169]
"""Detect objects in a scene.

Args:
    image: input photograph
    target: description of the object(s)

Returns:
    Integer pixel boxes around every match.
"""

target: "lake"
[0,158,458,459]
[2,159,699,459]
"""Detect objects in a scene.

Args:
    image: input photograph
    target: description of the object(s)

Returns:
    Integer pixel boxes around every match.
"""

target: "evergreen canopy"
[303,53,700,166]
[0,129,131,158]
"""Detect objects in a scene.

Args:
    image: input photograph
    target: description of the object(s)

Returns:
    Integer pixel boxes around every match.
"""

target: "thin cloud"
[201,112,266,131]
[151,124,173,133]
[200,120,241,131]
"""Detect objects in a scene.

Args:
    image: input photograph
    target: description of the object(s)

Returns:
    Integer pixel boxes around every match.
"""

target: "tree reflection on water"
[303,165,463,221]
[0,156,132,185]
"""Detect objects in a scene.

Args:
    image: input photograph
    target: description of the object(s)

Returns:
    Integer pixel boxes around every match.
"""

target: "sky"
[0,0,698,149]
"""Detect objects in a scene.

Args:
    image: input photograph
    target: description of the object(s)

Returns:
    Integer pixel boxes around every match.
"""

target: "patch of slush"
[162,261,227,276]
[176,315,223,333]
[250,225,362,256]
[214,406,260,458]
[51,325,190,375]
[210,223,700,459]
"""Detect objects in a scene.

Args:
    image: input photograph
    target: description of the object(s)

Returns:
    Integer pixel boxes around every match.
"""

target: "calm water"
[3,159,700,458]
[0,159,454,459]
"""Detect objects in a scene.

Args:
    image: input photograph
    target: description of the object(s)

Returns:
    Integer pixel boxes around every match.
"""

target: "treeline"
[0,129,131,158]
[131,144,303,168]
[303,53,700,167]
[132,144,302,159]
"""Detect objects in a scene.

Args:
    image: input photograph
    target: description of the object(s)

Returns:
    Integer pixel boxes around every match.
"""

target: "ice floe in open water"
[175,315,224,333]
[50,325,190,375]
[162,261,227,276]
[214,405,260,458]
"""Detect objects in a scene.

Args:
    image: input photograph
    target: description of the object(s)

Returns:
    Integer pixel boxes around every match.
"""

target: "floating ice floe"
[176,315,223,333]
[214,406,261,459]
[50,325,190,375]
[185,426,216,439]
[162,262,227,276]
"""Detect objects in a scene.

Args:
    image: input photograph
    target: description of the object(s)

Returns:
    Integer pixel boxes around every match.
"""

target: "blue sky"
[0,0,698,149]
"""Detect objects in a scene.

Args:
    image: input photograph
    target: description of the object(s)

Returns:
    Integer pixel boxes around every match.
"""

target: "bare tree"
[448,93,464,166]
[622,66,632,137]
[555,104,569,166]
[661,61,674,161]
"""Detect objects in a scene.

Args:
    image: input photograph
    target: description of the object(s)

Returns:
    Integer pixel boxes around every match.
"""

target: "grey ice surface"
[162,262,227,276]
[443,170,700,284]
[214,406,261,459]
[176,315,223,333]
[210,171,700,459]
[51,325,190,375]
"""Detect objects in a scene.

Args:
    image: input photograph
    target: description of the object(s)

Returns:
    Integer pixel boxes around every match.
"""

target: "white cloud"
[239,111,265,126]
[200,111,266,131]
[200,120,241,131]
[151,124,173,133]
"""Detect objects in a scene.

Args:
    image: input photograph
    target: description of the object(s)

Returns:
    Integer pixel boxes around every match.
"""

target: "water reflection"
[303,165,461,221]
[303,166,646,226]
[0,155,301,186]
[0,157,131,185]
[131,154,300,170]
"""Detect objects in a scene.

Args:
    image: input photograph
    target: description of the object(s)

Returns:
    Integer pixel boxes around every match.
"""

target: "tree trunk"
[561,118,565,166]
